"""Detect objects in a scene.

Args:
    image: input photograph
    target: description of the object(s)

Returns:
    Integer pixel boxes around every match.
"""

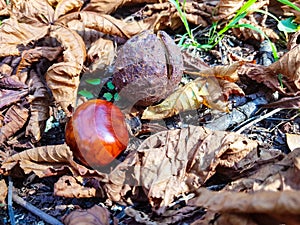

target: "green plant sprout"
[172,0,300,60]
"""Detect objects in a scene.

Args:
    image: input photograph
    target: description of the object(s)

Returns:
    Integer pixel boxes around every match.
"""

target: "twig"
[7,177,16,225]
[235,108,283,134]
[12,189,64,225]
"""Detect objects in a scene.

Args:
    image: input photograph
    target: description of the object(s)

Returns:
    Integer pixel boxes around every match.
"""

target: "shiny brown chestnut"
[65,99,129,169]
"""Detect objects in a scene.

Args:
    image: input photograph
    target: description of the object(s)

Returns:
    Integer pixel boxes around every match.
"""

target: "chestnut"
[65,99,129,169]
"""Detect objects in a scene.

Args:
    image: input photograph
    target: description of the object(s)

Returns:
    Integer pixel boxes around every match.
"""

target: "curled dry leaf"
[0,17,49,57]
[0,89,29,109]
[63,205,111,225]
[0,104,29,146]
[0,143,109,181]
[241,43,300,98]
[46,25,86,112]
[87,38,115,71]
[82,0,159,14]
[0,178,7,206]
[189,188,300,224]
[212,0,245,21]
[25,70,52,143]
[142,62,244,120]
[268,43,300,90]
[57,12,155,39]
[105,126,257,214]
[10,0,54,24]
[54,175,101,198]
[53,0,84,21]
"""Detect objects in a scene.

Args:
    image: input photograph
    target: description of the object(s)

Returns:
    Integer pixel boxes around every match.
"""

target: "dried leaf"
[82,0,159,14]
[87,38,115,71]
[143,63,244,120]
[54,175,100,198]
[16,46,63,75]
[54,0,84,21]
[212,0,244,21]
[0,76,27,89]
[0,89,29,109]
[189,188,300,224]
[0,104,29,145]
[46,25,86,112]
[142,78,209,120]
[0,17,49,57]
[268,43,300,90]
[105,126,257,214]
[63,205,110,225]
[0,178,7,206]
[286,133,300,151]
[10,0,54,24]
[25,70,52,143]
[57,12,155,38]
[0,144,109,180]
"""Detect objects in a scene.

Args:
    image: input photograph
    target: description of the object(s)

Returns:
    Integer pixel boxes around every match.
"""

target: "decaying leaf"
[54,175,101,198]
[142,62,244,120]
[212,0,245,21]
[0,178,7,206]
[63,204,111,225]
[25,70,52,143]
[240,43,300,97]
[0,17,49,57]
[87,38,115,71]
[286,133,300,151]
[189,188,300,225]
[0,104,29,146]
[105,126,258,214]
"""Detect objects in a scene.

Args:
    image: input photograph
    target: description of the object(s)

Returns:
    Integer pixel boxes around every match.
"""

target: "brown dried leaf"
[232,17,279,42]
[0,104,29,145]
[0,178,7,206]
[54,0,84,21]
[142,63,244,120]
[141,2,210,31]
[46,25,86,112]
[0,89,28,109]
[10,0,54,24]
[212,0,245,21]
[189,188,300,225]
[17,46,63,75]
[87,38,115,71]
[0,76,27,89]
[83,0,159,14]
[0,144,109,180]
[57,12,156,39]
[63,204,110,225]
[0,17,49,57]
[268,43,300,90]
[286,133,300,151]
[25,70,52,143]
[104,126,258,214]
[54,175,99,198]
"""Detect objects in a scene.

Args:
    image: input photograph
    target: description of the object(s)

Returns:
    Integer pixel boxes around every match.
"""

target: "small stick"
[8,177,16,225]
[235,108,282,134]
[12,189,64,225]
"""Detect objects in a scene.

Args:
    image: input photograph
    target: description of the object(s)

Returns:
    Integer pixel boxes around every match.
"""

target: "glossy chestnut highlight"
[65,99,129,169]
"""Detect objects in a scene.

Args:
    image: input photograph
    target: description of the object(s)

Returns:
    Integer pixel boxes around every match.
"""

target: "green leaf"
[103,92,113,101]
[278,17,298,33]
[114,93,120,101]
[78,90,94,99]
[107,81,115,90]
[85,78,101,85]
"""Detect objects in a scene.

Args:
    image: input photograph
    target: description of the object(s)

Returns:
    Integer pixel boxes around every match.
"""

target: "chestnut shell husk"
[112,30,183,107]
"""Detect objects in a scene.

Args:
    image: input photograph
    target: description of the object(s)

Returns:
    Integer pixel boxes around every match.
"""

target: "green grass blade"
[233,23,278,60]
[276,0,300,12]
